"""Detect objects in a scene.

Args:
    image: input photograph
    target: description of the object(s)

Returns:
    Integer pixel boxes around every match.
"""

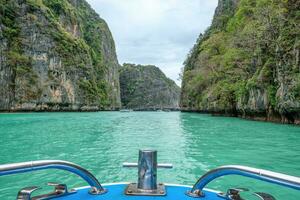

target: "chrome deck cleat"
[17,186,40,200]
[217,188,249,200]
[123,150,173,196]
[217,188,276,200]
[17,182,76,200]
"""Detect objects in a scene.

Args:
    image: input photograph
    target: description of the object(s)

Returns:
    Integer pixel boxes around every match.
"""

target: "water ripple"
[0,112,299,199]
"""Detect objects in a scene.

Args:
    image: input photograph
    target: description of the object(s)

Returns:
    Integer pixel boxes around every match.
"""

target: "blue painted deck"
[56,184,222,200]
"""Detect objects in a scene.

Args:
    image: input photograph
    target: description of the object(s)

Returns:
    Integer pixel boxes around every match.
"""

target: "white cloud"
[86,0,218,86]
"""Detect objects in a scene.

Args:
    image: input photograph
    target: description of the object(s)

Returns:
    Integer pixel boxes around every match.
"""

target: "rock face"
[0,0,121,111]
[181,0,300,124]
[120,63,180,110]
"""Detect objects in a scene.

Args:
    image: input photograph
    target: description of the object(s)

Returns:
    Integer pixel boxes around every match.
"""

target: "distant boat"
[0,150,299,200]
[120,109,133,112]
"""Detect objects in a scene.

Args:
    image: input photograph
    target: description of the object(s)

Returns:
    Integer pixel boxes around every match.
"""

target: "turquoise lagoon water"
[0,112,299,199]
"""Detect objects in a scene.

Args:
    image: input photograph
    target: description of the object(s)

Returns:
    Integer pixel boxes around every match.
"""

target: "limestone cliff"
[120,63,180,110]
[0,0,121,111]
[181,0,300,124]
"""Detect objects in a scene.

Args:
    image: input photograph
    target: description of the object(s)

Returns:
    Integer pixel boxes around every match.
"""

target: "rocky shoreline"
[0,104,119,112]
[2,107,298,125]
[181,109,300,125]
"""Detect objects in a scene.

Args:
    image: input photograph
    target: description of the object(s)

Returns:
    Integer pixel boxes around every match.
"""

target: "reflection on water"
[0,112,299,199]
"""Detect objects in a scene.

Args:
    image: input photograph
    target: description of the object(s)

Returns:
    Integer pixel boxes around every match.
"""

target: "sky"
[86,0,218,86]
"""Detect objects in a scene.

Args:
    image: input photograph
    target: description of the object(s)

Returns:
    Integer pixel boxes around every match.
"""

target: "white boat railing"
[0,160,107,195]
[186,165,300,197]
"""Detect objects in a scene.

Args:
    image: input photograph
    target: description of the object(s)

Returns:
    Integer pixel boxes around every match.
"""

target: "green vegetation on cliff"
[0,0,120,111]
[181,0,300,123]
[120,63,180,110]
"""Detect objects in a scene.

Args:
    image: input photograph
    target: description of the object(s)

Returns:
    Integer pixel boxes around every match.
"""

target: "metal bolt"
[194,189,202,196]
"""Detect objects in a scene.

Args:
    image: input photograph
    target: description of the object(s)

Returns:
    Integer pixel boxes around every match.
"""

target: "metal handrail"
[0,160,107,195]
[187,165,300,197]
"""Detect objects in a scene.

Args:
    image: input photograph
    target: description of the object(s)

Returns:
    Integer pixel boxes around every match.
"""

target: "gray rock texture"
[0,0,120,111]
[181,0,300,124]
[120,63,180,110]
